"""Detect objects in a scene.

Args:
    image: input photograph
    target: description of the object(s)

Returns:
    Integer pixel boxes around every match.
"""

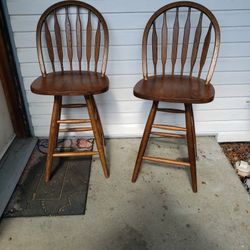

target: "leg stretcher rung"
[157,108,185,113]
[143,155,190,167]
[61,103,87,108]
[151,131,186,138]
[57,119,90,124]
[53,151,98,157]
[59,127,92,132]
[152,124,187,131]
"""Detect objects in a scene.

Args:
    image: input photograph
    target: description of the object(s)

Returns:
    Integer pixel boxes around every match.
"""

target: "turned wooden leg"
[185,104,197,193]
[45,95,62,183]
[86,95,109,178]
[190,104,197,158]
[90,95,106,145]
[132,101,158,182]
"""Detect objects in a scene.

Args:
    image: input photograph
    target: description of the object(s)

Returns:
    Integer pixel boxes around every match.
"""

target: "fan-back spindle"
[141,1,220,84]
[54,10,63,71]
[152,21,158,75]
[76,7,82,71]
[171,7,179,75]
[181,7,191,76]
[36,1,109,76]
[161,12,167,75]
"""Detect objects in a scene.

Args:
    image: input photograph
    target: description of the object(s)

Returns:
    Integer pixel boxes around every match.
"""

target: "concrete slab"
[0,137,249,250]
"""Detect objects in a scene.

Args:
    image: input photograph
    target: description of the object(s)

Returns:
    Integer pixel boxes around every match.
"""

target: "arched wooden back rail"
[142,1,220,83]
[36,0,109,77]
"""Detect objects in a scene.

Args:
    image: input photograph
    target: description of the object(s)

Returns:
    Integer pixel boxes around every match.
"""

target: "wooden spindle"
[152,21,158,75]
[198,22,212,78]
[65,7,73,71]
[86,11,92,71]
[161,12,167,75]
[190,12,203,77]
[76,7,82,71]
[171,7,179,75]
[44,20,55,72]
[54,10,63,71]
[181,7,191,76]
[94,20,101,72]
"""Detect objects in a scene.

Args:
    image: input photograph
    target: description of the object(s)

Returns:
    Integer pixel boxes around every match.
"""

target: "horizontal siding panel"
[13,27,250,49]
[19,57,250,77]
[32,120,250,137]
[9,10,250,33]
[7,0,250,141]
[30,109,250,127]
[27,97,250,111]
[7,0,250,14]
[23,71,250,90]
[16,42,250,64]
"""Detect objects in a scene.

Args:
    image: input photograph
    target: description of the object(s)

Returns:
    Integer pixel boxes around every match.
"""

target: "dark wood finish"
[76,7,82,71]
[86,11,92,71]
[181,7,191,76]
[94,21,101,72]
[143,155,190,167]
[85,96,109,178]
[185,104,197,192]
[65,7,73,71]
[134,75,215,104]
[31,1,110,182]
[171,7,179,75]
[161,12,167,75]
[152,21,158,75]
[31,71,109,96]
[36,0,109,75]
[198,23,212,78]
[0,2,30,137]
[190,12,203,77]
[132,1,220,192]
[44,20,55,72]
[45,95,61,182]
[132,101,158,182]
[54,10,63,71]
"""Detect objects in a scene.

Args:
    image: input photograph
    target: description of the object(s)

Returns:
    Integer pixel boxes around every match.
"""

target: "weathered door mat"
[3,138,93,217]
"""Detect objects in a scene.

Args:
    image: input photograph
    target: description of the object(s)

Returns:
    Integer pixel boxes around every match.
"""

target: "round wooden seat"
[134,75,215,104]
[31,71,109,96]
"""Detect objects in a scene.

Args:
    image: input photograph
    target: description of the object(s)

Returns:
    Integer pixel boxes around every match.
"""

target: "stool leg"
[45,95,61,183]
[132,101,158,182]
[90,95,106,145]
[86,95,109,178]
[185,104,197,193]
[190,104,197,158]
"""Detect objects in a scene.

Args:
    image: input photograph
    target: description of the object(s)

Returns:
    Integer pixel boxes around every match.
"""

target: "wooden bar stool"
[131,1,220,192]
[31,1,109,182]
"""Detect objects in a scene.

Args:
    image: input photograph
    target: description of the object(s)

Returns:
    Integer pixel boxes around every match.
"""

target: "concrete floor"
[0,137,250,250]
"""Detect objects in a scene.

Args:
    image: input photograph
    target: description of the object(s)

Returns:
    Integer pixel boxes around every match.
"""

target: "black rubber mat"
[3,139,93,217]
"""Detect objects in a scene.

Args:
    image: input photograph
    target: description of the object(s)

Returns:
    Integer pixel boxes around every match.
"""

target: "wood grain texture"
[171,7,179,75]
[198,22,212,78]
[65,7,73,71]
[181,7,191,76]
[152,21,158,75]
[76,7,82,71]
[94,20,101,72]
[44,20,55,72]
[54,10,63,71]
[190,12,203,77]
[161,12,167,75]
[86,11,92,71]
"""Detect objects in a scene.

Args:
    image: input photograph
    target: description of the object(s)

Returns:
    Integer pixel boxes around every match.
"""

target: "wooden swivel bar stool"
[131,1,220,192]
[31,1,109,182]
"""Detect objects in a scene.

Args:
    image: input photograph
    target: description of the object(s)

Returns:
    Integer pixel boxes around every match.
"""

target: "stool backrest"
[142,1,220,84]
[36,1,109,77]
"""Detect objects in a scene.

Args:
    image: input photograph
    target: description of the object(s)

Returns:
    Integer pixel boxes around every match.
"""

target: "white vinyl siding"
[6,0,250,142]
